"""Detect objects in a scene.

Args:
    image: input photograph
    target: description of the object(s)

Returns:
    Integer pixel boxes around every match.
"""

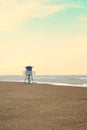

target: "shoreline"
[0,82,87,130]
[0,80,87,88]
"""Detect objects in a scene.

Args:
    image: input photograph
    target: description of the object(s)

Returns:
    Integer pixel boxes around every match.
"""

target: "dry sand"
[0,82,87,130]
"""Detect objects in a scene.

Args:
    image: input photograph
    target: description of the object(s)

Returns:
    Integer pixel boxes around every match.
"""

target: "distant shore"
[0,81,87,130]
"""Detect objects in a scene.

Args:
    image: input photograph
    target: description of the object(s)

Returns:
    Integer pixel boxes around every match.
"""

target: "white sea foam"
[34,81,87,87]
[78,78,87,80]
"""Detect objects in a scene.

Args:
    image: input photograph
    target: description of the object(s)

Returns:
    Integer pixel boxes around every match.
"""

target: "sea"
[0,75,87,87]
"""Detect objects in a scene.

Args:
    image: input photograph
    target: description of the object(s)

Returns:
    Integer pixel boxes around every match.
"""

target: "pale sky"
[0,0,87,75]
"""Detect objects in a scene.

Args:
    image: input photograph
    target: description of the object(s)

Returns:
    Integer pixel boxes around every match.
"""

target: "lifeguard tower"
[24,66,33,84]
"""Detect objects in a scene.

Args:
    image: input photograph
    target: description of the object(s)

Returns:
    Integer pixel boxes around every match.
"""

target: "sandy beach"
[0,82,87,130]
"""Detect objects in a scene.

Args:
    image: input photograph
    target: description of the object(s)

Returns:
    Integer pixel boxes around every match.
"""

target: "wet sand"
[0,81,87,130]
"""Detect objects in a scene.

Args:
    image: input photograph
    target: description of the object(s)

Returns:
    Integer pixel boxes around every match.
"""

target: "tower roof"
[25,66,33,68]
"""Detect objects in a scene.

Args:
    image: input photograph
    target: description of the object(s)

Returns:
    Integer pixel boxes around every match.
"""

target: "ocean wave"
[34,81,87,87]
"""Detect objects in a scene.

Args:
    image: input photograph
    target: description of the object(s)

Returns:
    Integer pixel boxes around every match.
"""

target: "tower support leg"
[28,75,30,84]
[24,75,27,83]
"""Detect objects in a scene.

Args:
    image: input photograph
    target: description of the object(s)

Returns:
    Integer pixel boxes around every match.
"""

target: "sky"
[0,0,87,75]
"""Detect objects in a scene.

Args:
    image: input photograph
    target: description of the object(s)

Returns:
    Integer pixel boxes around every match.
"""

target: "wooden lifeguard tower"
[24,66,33,84]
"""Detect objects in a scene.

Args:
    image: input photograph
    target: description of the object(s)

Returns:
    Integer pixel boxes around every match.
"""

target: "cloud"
[75,12,87,28]
[69,3,84,9]
[0,0,86,32]
[78,14,87,22]
[0,0,67,32]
